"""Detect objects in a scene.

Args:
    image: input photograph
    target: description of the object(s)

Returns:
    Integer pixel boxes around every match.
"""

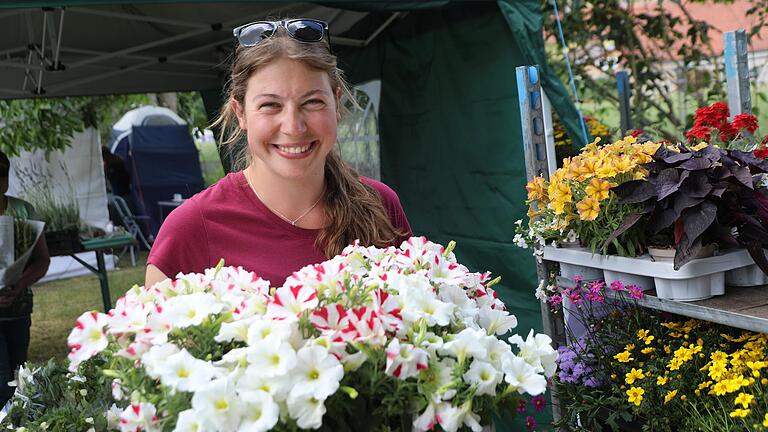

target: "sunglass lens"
[287,20,325,42]
[238,23,275,46]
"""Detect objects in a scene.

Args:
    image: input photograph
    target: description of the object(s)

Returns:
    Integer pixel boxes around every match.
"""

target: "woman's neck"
[244,165,326,224]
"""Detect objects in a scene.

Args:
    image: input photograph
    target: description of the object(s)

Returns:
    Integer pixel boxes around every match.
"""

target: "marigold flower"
[729,408,750,418]
[626,387,644,406]
[664,389,677,403]
[625,368,646,385]
[735,392,754,409]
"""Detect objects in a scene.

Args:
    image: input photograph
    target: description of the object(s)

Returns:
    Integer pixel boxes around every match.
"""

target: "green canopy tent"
[1,0,585,424]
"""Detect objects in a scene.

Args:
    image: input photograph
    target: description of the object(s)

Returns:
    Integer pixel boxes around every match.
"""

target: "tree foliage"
[0,94,150,157]
[542,0,768,140]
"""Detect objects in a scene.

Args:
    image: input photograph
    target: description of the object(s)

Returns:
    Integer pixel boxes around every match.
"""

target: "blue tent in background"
[109,106,204,237]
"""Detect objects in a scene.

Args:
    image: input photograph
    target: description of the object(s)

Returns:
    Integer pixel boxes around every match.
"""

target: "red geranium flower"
[754,146,768,159]
[732,113,759,134]
[693,102,730,128]
[718,121,738,142]
[686,124,712,142]
[629,129,644,138]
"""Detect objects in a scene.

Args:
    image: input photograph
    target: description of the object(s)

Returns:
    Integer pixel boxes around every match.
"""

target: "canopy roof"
[0,1,425,98]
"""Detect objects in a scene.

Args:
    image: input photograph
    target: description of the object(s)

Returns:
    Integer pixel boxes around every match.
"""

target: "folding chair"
[109,194,152,266]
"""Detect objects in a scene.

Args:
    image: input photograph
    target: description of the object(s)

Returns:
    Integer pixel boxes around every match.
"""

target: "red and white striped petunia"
[267,284,319,319]
[67,310,110,371]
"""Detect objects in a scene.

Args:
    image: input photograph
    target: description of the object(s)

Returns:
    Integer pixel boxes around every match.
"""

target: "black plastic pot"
[44,227,83,256]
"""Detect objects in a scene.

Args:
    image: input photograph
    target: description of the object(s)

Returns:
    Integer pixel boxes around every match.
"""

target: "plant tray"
[45,228,83,256]
[543,246,755,301]
[81,233,136,251]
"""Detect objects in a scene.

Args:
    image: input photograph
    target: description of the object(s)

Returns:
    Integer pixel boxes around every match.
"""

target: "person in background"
[0,150,50,408]
[101,145,131,197]
[145,18,411,288]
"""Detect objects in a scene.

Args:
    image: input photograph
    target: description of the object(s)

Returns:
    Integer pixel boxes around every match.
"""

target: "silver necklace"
[246,173,323,226]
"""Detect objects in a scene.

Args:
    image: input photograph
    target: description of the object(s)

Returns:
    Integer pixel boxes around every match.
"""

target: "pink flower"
[517,399,527,413]
[626,284,645,300]
[548,294,563,306]
[526,415,537,430]
[532,395,547,412]
[609,280,624,291]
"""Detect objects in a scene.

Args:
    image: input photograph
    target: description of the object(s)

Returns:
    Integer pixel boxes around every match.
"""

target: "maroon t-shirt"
[148,171,412,286]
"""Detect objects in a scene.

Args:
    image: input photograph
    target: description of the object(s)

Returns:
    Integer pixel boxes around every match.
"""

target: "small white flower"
[141,343,181,379]
[191,378,243,431]
[290,345,344,400]
[508,329,558,377]
[239,390,280,432]
[164,292,222,328]
[501,353,547,395]
[477,306,518,336]
[172,409,203,432]
[247,341,297,378]
[463,360,502,396]
[111,379,124,401]
[105,404,122,429]
[156,348,216,392]
[440,328,487,363]
[287,393,327,430]
[237,365,291,402]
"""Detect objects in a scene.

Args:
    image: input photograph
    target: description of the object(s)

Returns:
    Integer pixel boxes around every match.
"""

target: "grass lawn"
[28,252,148,363]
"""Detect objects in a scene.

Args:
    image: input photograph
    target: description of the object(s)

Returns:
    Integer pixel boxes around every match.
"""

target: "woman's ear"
[231,98,247,129]
[335,87,342,121]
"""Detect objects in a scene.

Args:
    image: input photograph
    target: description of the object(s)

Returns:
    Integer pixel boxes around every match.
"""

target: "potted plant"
[610,142,768,274]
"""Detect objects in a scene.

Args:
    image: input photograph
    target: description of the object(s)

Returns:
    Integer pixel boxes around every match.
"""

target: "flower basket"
[44,227,83,256]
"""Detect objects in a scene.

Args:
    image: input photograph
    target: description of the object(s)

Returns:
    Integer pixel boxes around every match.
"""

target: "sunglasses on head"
[233,19,330,47]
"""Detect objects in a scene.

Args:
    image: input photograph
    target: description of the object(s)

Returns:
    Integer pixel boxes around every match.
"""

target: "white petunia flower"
[287,393,327,430]
[215,317,256,343]
[439,328,487,363]
[156,348,216,392]
[172,409,203,432]
[501,353,547,395]
[237,365,291,402]
[191,378,243,431]
[247,316,295,346]
[141,343,181,379]
[395,274,454,327]
[463,360,502,396]
[105,404,122,430]
[238,389,280,432]
[164,292,222,328]
[247,340,297,378]
[478,306,518,336]
[67,311,110,371]
[290,345,344,400]
[508,329,558,377]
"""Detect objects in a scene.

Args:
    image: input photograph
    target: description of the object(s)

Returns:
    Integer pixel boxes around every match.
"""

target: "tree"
[542,0,768,141]
[0,94,150,157]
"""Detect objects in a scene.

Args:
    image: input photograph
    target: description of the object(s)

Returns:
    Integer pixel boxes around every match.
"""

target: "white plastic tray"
[544,247,755,301]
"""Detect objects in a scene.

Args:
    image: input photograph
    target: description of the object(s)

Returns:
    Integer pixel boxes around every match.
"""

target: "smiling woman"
[145,19,412,288]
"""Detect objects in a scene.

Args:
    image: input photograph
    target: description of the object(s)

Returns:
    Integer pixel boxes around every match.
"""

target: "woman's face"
[233,57,341,181]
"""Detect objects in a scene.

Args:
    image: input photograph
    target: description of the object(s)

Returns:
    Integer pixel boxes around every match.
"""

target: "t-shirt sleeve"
[362,178,413,245]
[147,199,209,278]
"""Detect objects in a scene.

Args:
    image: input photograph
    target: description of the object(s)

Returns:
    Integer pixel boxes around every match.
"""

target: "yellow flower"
[576,196,600,221]
[763,413,768,427]
[735,392,754,409]
[614,351,633,363]
[664,389,677,403]
[690,142,709,151]
[526,177,547,202]
[585,178,612,201]
[656,376,667,386]
[625,368,646,385]
[625,344,636,351]
[680,394,687,401]
[644,336,655,345]
[612,156,634,174]
[641,347,655,355]
[637,329,649,339]
[729,408,750,418]
[711,351,728,363]
[626,387,644,406]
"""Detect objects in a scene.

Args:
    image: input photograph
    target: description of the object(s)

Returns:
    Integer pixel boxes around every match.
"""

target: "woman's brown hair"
[213,25,404,257]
